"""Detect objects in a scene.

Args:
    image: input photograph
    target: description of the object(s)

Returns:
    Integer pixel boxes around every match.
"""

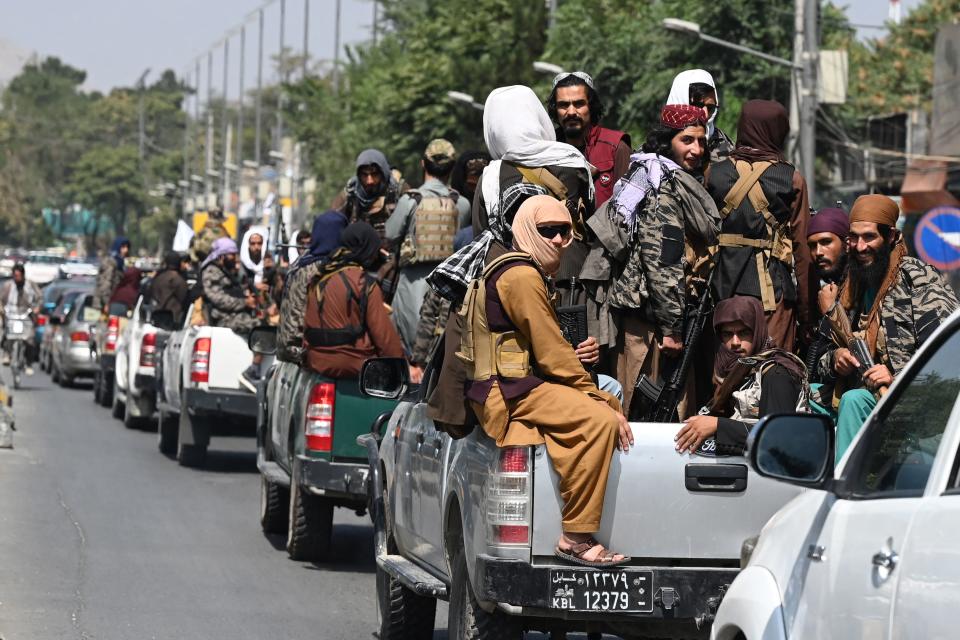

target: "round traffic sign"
[914,206,960,271]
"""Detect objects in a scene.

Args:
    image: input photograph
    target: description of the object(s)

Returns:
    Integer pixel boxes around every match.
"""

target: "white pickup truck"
[358,356,803,640]
[712,310,960,640]
[156,300,266,467]
[111,295,163,429]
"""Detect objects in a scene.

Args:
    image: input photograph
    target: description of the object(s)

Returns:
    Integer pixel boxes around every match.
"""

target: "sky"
[0,0,924,94]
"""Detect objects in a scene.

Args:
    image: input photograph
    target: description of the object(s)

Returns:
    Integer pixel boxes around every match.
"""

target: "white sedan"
[712,309,960,640]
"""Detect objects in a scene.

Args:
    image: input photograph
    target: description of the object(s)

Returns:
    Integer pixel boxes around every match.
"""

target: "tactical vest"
[398,190,460,267]
[728,350,810,425]
[303,266,374,348]
[584,126,629,207]
[456,252,539,382]
[709,160,797,312]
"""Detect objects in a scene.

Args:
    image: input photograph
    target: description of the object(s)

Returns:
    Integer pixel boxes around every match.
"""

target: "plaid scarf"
[427,182,549,303]
[608,153,679,235]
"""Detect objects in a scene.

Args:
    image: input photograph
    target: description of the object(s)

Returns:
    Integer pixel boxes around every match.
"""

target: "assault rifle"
[630,270,715,422]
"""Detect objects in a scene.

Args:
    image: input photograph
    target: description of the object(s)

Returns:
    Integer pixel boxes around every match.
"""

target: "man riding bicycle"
[1,264,41,373]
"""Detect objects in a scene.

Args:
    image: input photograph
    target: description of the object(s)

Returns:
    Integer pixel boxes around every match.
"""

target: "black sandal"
[554,538,631,568]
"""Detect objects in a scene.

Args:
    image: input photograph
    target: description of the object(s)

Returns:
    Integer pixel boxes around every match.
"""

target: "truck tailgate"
[207,329,253,391]
[532,421,801,560]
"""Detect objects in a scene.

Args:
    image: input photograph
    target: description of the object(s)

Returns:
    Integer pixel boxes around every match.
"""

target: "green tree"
[66,145,145,246]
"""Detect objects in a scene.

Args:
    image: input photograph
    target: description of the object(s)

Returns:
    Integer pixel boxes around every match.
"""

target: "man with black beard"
[811,195,958,461]
[804,207,849,381]
[548,71,631,207]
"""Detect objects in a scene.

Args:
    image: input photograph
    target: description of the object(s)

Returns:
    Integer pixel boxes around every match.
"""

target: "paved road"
[0,369,457,639]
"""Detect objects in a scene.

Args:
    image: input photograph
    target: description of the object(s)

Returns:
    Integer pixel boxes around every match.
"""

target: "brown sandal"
[554,538,631,568]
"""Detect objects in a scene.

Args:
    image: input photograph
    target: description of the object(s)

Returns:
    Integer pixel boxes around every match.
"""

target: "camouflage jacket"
[93,255,122,311]
[606,170,720,336]
[410,286,451,366]
[277,261,323,363]
[201,262,257,331]
[818,257,960,381]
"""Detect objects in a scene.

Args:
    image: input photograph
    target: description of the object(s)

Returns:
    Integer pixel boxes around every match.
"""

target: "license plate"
[548,568,654,613]
[10,321,23,334]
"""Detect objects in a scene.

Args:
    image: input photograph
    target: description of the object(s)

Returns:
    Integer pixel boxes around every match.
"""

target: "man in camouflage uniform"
[276,211,348,363]
[191,211,230,264]
[385,139,471,353]
[200,237,259,334]
[811,194,959,461]
[93,236,130,312]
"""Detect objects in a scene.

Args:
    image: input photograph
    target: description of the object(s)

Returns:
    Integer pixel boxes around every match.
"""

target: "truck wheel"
[448,548,522,640]
[123,397,141,429]
[111,393,124,420]
[51,363,60,384]
[376,538,436,639]
[177,441,207,467]
[59,371,74,388]
[260,475,289,535]
[157,410,178,456]
[286,470,334,562]
[99,374,114,407]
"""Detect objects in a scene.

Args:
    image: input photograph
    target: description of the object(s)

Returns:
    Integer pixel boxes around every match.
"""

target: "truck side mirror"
[359,358,408,400]
[748,413,834,488]
[248,326,277,355]
[151,310,176,331]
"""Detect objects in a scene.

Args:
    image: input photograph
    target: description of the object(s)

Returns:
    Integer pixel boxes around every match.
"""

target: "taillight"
[140,333,157,368]
[105,316,120,352]
[70,331,90,343]
[487,447,531,546]
[190,337,211,383]
[37,315,47,326]
[305,382,335,452]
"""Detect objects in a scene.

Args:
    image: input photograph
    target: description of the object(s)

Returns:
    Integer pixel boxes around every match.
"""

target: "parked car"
[25,251,66,285]
[111,295,165,429]
[59,258,99,279]
[711,309,960,640]
[256,335,398,562]
[40,283,93,372]
[155,300,267,466]
[359,356,802,640]
[38,278,92,362]
[50,293,100,387]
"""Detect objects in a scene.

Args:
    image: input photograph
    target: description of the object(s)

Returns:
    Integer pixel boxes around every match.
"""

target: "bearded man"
[812,194,959,462]
[804,206,850,382]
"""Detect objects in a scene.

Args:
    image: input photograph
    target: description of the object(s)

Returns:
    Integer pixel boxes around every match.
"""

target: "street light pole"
[221,38,231,208]
[255,8,264,168]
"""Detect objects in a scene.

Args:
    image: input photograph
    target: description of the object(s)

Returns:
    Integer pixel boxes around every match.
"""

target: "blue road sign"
[914,206,960,271]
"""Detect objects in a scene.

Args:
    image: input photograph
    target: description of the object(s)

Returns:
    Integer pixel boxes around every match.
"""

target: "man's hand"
[575,336,600,366]
[833,348,859,377]
[660,334,683,357]
[614,411,634,452]
[863,364,893,391]
[675,415,719,453]
[409,364,424,385]
[818,282,839,315]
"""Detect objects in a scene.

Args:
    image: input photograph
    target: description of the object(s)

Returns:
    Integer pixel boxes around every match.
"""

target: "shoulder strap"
[480,251,537,279]
[720,160,774,218]
[516,166,568,201]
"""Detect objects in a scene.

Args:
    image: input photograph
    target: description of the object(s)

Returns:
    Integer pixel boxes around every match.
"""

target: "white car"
[712,310,960,640]
[112,296,164,429]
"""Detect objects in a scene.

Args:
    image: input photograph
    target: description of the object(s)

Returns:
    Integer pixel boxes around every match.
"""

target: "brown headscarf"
[109,267,142,308]
[839,194,907,357]
[712,295,806,381]
[731,100,789,163]
[511,195,573,276]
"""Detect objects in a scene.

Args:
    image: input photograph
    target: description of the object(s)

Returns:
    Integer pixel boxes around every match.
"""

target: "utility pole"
[333,0,342,92]
[221,38,231,209]
[277,0,285,153]
[302,0,310,79]
[372,1,378,45]
[182,69,191,216]
[194,58,201,215]
[255,9,264,169]
[800,0,819,205]
[137,68,150,167]
[237,26,246,182]
[205,51,214,210]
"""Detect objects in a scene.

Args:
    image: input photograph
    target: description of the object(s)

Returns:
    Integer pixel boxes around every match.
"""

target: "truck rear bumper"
[294,454,369,504]
[185,387,258,419]
[475,554,736,623]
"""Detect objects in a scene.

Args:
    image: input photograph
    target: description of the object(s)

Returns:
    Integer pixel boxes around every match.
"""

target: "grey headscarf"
[346,148,394,210]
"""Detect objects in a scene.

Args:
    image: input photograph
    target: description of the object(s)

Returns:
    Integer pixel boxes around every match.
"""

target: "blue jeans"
[597,374,623,405]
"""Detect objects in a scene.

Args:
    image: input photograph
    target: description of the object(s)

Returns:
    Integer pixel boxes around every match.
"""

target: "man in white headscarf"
[239,225,269,284]
[666,69,734,164]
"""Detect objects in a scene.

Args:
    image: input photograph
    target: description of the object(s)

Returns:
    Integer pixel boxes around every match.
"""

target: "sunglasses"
[537,224,572,239]
[691,102,719,115]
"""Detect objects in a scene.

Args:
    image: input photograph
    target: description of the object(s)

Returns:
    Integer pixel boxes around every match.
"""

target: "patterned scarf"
[608,153,679,234]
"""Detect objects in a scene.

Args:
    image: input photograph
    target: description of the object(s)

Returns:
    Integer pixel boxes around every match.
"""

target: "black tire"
[111,393,124,420]
[99,373,113,407]
[448,547,522,640]
[157,409,178,455]
[177,441,206,467]
[286,469,334,562]
[51,364,60,384]
[59,372,74,388]
[260,475,289,535]
[93,371,101,403]
[123,397,139,429]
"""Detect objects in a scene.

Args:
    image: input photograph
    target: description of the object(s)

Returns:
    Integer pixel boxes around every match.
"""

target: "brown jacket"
[303,266,403,378]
